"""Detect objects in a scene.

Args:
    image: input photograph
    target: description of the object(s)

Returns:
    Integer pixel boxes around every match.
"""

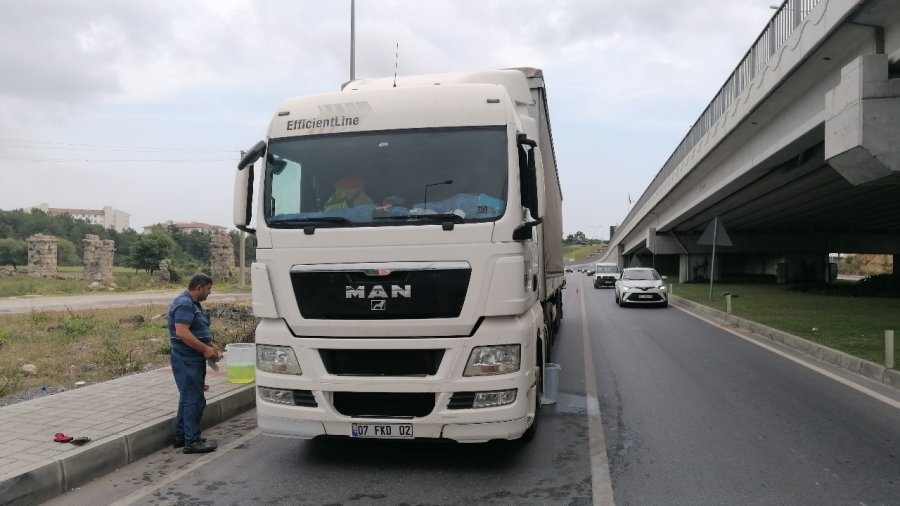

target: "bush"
[855,274,900,297]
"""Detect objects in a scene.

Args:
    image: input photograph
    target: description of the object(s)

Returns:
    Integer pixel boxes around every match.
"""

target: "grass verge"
[0,265,251,297]
[672,281,899,368]
[0,302,257,404]
[564,245,603,262]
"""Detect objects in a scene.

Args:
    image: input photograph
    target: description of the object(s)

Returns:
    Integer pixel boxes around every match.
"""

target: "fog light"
[472,389,517,408]
[258,386,294,405]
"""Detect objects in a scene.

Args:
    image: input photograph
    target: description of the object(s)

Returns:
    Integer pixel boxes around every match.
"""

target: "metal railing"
[614,0,820,240]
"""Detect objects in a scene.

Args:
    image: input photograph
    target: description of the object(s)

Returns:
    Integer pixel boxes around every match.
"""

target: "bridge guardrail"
[614,0,820,241]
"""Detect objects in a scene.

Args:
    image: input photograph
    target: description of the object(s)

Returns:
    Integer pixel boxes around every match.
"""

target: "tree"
[229,230,257,266]
[56,238,80,266]
[564,231,588,245]
[171,230,211,263]
[128,232,175,273]
[0,238,28,269]
[108,228,139,265]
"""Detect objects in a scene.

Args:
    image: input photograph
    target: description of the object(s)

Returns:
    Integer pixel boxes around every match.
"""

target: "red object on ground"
[53,433,73,443]
[203,384,209,392]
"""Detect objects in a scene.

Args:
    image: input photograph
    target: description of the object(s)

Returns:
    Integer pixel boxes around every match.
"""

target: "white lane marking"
[578,277,616,506]
[110,429,260,506]
[673,305,900,411]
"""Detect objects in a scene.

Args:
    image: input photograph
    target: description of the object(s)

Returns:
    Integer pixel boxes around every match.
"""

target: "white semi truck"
[233,67,564,442]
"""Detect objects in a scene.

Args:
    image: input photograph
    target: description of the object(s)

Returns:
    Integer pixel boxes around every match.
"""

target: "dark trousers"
[171,341,207,444]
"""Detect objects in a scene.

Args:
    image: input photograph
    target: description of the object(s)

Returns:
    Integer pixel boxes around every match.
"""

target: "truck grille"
[320,349,444,376]
[332,392,435,418]
[291,262,471,320]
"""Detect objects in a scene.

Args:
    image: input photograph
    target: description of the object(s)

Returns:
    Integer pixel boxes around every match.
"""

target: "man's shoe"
[182,440,218,454]
[173,437,206,449]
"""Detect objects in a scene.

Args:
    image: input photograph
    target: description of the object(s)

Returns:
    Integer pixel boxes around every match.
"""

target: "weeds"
[97,340,145,375]
[0,368,25,397]
[0,302,257,404]
[60,311,97,339]
[28,309,50,328]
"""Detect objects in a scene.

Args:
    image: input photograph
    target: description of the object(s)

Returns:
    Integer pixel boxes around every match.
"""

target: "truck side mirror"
[234,140,265,234]
[238,140,266,170]
[517,134,540,220]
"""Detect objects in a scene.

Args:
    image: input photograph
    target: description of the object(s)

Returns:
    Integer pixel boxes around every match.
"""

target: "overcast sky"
[0,0,778,238]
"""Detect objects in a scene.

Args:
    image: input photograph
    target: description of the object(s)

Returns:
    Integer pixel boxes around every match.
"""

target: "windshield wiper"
[374,213,465,223]
[416,213,465,223]
[268,217,356,228]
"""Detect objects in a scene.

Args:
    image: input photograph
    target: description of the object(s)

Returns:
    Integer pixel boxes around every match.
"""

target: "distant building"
[33,203,130,233]
[143,221,227,234]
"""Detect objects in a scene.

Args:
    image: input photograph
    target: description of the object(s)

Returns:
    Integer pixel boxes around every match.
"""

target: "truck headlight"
[257,345,302,375]
[463,345,520,376]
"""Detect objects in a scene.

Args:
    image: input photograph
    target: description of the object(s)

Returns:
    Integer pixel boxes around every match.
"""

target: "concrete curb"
[670,295,900,391]
[0,385,256,506]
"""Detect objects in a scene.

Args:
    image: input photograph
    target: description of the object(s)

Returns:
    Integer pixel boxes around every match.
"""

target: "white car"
[593,263,620,288]
[615,267,668,307]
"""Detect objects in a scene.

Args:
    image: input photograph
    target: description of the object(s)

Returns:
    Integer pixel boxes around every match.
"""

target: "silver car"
[615,267,668,307]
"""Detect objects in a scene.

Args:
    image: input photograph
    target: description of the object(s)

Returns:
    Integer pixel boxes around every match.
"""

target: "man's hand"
[202,345,221,361]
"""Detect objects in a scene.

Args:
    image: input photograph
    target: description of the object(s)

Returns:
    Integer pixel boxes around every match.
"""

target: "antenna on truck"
[393,42,399,87]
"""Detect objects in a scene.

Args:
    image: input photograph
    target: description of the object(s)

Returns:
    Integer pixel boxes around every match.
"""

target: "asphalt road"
[46,274,900,505]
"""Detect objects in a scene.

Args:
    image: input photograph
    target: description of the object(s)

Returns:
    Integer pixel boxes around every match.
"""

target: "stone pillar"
[159,259,172,282]
[83,234,116,282]
[209,232,235,280]
[27,234,58,277]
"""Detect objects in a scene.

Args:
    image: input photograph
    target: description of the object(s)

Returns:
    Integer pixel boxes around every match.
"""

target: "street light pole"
[350,0,356,82]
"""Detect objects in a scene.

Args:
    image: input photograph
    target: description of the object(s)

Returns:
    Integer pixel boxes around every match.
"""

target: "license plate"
[351,423,413,439]
[638,294,654,299]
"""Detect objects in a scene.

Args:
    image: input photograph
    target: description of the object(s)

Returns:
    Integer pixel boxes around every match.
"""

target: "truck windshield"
[264,127,508,228]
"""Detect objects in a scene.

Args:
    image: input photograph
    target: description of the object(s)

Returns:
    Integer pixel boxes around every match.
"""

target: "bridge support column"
[825,54,900,185]
[775,254,831,284]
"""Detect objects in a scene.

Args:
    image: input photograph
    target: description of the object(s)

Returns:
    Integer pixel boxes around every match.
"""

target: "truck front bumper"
[258,404,532,443]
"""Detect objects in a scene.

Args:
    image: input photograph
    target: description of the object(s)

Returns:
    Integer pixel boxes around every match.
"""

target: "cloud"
[0,0,785,234]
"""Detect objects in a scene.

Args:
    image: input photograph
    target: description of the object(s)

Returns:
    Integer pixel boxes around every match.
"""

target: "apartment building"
[33,203,131,232]
[142,221,227,234]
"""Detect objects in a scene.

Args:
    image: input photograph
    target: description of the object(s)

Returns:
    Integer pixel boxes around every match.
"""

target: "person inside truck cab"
[323,176,375,211]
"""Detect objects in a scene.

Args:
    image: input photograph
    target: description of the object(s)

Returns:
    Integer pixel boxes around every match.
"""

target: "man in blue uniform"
[168,273,222,454]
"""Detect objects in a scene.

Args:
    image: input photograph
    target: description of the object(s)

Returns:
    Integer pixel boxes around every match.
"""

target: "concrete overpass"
[603,0,900,284]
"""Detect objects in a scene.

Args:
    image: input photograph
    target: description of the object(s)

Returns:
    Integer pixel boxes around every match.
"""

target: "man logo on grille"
[371,300,386,311]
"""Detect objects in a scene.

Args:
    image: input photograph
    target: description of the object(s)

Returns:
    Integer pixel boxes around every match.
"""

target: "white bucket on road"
[541,363,561,405]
